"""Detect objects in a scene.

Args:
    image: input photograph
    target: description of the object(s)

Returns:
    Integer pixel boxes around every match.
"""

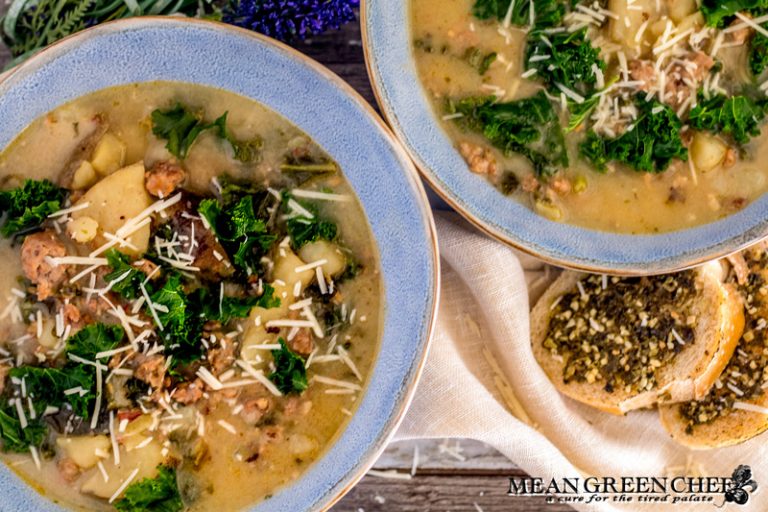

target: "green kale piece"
[199,196,266,242]
[525,27,605,97]
[688,92,767,145]
[269,338,308,395]
[284,198,338,249]
[464,47,498,75]
[66,323,125,361]
[447,91,569,178]
[0,403,46,453]
[472,0,566,30]
[151,104,261,162]
[198,187,276,273]
[9,365,94,419]
[151,273,204,362]
[0,179,67,237]
[105,249,150,300]
[192,283,280,325]
[580,96,688,173]
[751,32,768,76]
[700,0,768,27]
[114,465,183,512]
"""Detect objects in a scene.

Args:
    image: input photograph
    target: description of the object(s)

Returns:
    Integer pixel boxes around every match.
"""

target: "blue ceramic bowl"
[0,18,438,512]
[362,0,768,275]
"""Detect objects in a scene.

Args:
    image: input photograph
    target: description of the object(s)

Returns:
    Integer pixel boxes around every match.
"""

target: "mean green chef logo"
[507,465,757,507]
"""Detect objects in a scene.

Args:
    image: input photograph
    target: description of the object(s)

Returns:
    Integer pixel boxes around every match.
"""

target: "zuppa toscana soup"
[0,82,381,511]
[412,0,768,233]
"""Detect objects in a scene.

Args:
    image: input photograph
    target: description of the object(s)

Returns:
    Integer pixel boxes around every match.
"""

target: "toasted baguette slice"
[660,249,768,449]
[531,262,743,415]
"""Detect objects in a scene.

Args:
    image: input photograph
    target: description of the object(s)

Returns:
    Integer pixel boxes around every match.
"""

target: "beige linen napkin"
[395,211,768,512]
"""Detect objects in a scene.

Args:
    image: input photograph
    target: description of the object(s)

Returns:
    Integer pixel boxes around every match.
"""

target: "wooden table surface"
[0,13,575,512]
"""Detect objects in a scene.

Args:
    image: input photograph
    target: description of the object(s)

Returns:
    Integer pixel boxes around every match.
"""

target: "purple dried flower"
[224,0,360,42]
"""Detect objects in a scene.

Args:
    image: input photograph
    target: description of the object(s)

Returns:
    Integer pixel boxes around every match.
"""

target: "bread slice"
[660,249,768,449]
[531,262,743,415]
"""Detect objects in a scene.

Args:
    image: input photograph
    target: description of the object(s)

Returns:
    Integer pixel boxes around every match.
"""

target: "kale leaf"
[114,465,183,512]
[447,91,569,178]
[700,0,768,27]
[285,199,338,249]
[151,273,204,362]
[0,179,67,237]
[193,283,280,324]
[199,187,276,273]
[255,284,282,309]
[525,27,605,96]
[688,92,767,145]
[464,47,497,75]
[472,0,566,30]
[10,365,94,419]
[580,96,688,173]
[66,323,124,361]
[105,249,150,300]
[199,196,266,242]
[751,32,768,76]
[0,404,46,453]
[269,338,308,395]
[151,104,261,162]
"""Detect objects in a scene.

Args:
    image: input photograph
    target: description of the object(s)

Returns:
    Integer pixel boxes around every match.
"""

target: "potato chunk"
[298,240,347,278]
[90,133,127,176]
[81,440,165,499]
[668,0,697,23]
[71,161,98,190]
[56,435,111,469]
[71,162,153,255]
[691,132,728,172]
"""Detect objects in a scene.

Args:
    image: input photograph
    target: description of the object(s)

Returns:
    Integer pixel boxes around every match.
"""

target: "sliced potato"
[298,240,347,278]
[90,133,127,176]
[272,248,315,290]
[668,0,697,24]
[71,161,98,190]
[609,0,658,51]
[81,440,165,499]
[691,132,728,172]
[71,163,153,255]
[56,435,111,469]
[119,414,156,451]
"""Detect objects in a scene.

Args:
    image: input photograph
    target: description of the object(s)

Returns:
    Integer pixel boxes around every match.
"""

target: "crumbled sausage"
[133,354,166,390]
[723,148,737,169]
[241,397,271,425]
[522,175,540,193]
[21,231,69,300]
[289,329,313,356]
[458,142,498,175]
[548,177,572,196]
[284,396,312,417]
[145,161,186,198]
[57,458,80,483]
[630,52,714,109]
[207,340,236,376]
[173,378,205,405]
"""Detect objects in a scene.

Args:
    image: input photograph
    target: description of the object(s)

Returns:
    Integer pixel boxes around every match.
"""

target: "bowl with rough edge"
[0,17,438,512]
[361,0,768,275]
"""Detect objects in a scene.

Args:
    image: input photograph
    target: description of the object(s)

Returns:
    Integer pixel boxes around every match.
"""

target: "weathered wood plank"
[334,472,575,512]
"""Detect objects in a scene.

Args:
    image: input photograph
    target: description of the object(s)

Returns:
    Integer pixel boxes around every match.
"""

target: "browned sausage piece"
[21,231,70,300]
[145,161,187,198]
